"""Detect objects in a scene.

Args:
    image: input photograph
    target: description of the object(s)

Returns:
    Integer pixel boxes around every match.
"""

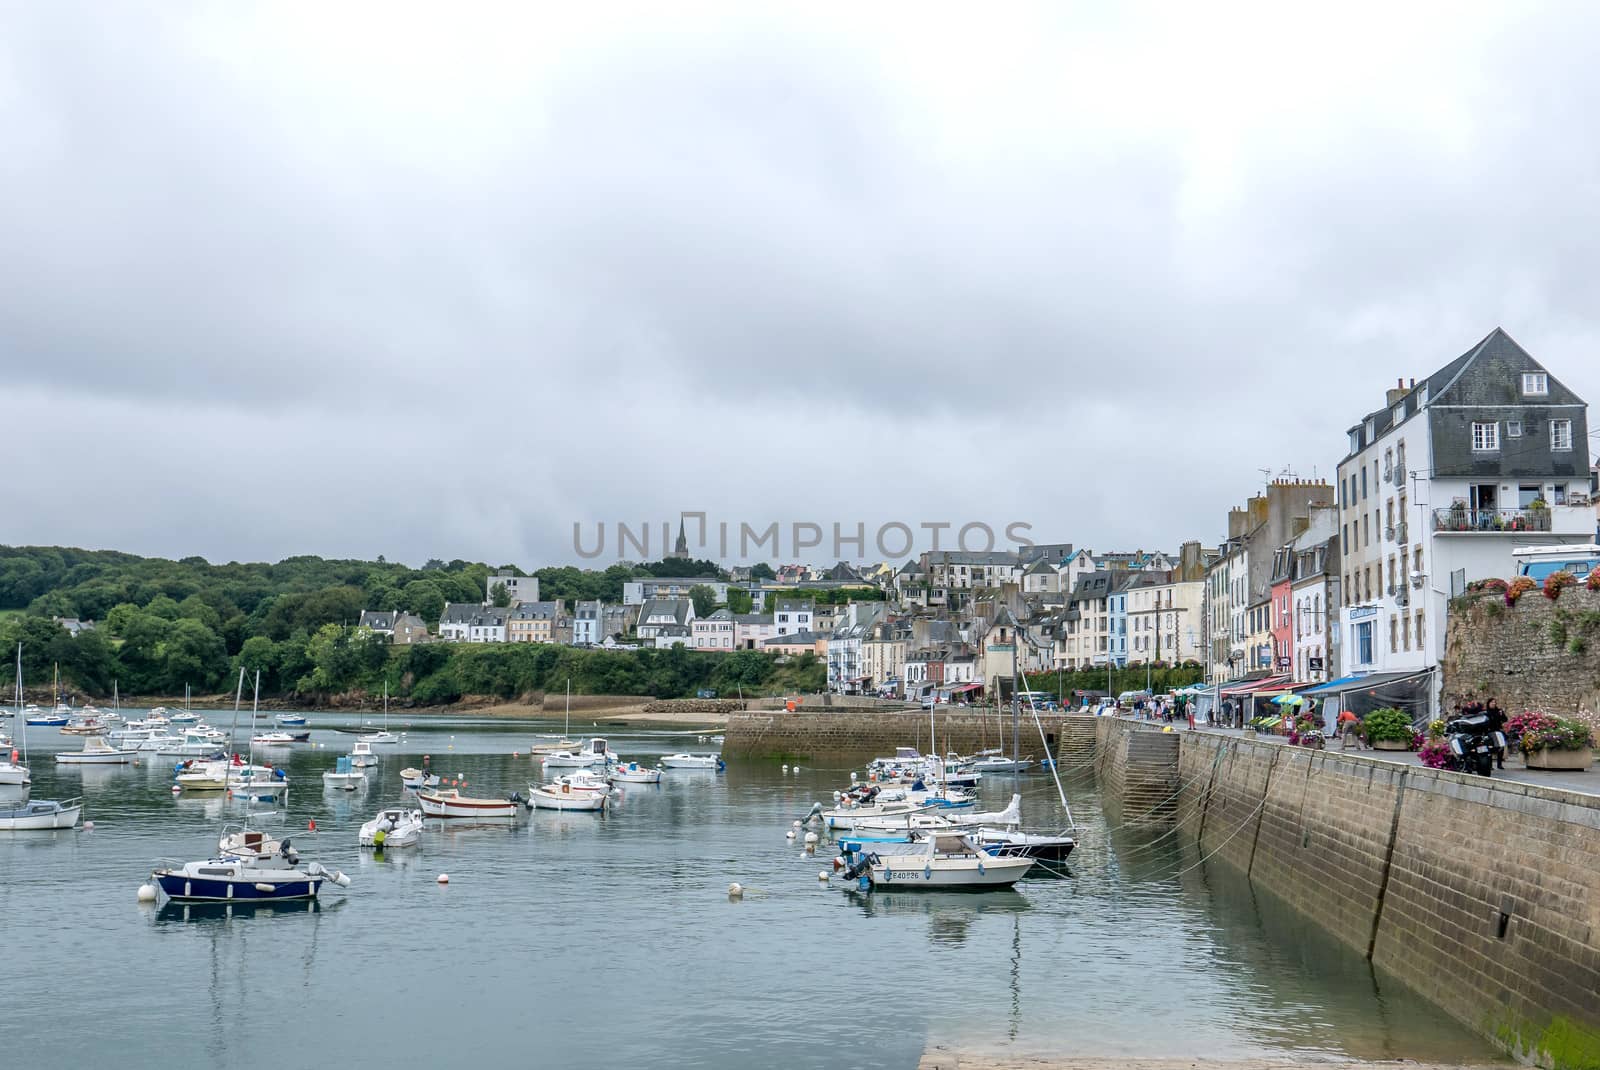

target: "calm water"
[2,711,1502,1069]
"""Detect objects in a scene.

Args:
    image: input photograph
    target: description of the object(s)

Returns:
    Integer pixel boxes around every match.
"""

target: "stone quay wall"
[1096,717,1600,1070]
[1442,585,1600,727]
[722,709,1075,761]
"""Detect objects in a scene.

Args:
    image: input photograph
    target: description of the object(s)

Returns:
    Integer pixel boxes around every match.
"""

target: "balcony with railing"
[1432,506,1553,533]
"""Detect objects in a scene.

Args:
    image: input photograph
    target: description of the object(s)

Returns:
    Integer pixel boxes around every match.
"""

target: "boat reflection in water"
[842,888,1031,947]
[153,896,347,925]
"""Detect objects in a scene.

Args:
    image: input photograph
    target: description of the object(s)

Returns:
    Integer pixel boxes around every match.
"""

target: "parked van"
[1512,544,1600,581]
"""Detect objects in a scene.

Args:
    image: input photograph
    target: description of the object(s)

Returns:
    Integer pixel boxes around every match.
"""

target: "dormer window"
[1393,405,1404,424]
[1522,372,1548,395]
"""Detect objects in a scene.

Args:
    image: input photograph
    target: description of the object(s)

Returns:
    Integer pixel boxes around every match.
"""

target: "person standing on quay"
[1484,697,1507,769]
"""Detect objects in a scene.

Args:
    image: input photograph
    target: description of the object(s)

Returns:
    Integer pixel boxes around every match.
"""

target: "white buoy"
[727,882,743,898]
[792,820,802,829]
[803,831,818,847]
[818,870,830,881]
[785,831,795,840]
[437,873,449,884]
[782,764,789,773]
[82,821,94,830]
[136,883,158,903]
[170,785,181,794]
[850,771,857,781]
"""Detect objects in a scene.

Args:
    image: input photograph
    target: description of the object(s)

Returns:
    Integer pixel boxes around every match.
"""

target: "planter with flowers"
[1362,707,1416,751]
[1508,711,1595,771]
[1586,566,1600,593]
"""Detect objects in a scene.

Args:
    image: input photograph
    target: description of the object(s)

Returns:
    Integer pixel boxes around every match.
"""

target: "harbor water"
[1,715,1504,1069]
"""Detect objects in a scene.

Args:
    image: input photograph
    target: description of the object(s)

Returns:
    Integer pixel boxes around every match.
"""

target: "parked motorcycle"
[1445,713,1507,777]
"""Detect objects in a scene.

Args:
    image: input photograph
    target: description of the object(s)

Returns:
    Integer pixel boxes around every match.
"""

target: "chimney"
[1385,376,1407,407]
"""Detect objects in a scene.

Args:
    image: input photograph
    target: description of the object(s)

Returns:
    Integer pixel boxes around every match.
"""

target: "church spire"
[673,518,689,559]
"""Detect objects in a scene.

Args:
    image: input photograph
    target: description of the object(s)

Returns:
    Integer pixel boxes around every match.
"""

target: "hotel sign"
[1348,606,1378,621]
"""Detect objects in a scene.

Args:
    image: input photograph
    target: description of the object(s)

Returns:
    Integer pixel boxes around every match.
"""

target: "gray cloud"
[2,3,1597,566]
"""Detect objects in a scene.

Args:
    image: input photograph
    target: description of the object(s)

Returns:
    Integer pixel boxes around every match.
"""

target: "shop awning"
[1302,674,1361,693]
[1220,674,1290,696]
[952,682,983,693]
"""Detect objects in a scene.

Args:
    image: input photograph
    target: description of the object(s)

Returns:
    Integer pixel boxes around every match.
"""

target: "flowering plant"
[1418,738,1455,769]
[1586,567,1600,593]
[1506,577,1537,605]
[1543,570,1577,601]
[1514,712,1595,754]
[1427,719,1447,739]
[1362,706,1415,745]
[1470,578,1509,595]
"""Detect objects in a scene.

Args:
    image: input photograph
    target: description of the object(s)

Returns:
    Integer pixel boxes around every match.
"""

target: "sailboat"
[168,685,200,724]
[1,644,33,797]
[359,682,399,744]
[528,679,580,755]
[0,645,84,830]
[227,673,289,800]
[25,665,69,726]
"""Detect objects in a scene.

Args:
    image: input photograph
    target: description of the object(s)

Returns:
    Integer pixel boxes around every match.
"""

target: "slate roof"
[358,610,396,630]
[638,598,693,625]
[509,601,563,621]
[763,630,825,646]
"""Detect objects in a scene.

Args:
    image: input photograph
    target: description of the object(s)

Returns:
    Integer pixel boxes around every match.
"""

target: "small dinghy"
[660,753,723,770]
[417,788,519,819]
[56,735,135,765]
[359,807,424,848]
[608,761,661,784]
[0,797,83,830]
[400,767,440,790]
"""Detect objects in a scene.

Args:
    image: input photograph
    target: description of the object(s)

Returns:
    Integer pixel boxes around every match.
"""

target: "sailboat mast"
[565,678,571,738]
[16,643,26,766]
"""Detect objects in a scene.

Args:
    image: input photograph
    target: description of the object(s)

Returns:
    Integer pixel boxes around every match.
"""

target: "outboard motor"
[1445,714,1504,777]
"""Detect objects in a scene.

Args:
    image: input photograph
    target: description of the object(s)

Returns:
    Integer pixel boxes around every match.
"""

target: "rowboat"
[0,797,83,830]
[417,788,519,819]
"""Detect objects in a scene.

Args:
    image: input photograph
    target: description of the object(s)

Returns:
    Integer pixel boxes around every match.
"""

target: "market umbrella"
[1271,694,1304,706]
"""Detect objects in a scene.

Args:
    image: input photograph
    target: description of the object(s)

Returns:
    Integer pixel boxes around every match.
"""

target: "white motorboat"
[350,739,379,767]
[659,753,722,770]
[175,759,231,791]
[528,738,581,755]
[0,797,83,830]
[400,767,440,790]
[542,737,615,768]
[970,755,1033,774]
[250,732,305,746]
[417,788,519,819]
[821,797,940,832]
[226,767,289,800]
[359,807,424,848]
[155,730,229,757]
[526,782,607,812]
[549,770,612,796]
[322,755,367,791]
[275,713,308,727]
[359,730,399,745]
[842,832,1036,889]
[55,735,135,765]
[167,711,199,724]
[609,761,662,784]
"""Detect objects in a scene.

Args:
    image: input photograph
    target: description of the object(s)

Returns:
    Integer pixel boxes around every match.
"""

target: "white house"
[1336,329,1592,704]
[772,599,814,636]
[635,598,696,640]
[439,602,508,643]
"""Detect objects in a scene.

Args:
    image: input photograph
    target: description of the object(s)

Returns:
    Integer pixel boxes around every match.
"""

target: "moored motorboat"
[250,731,308,745]
[608,761,661,784]
[359,806,424,847]
[840,832,1035,889]
[528,738,581,755]
[359,730,399,745]
[60,715,108,736]
[275,713,308,727]
[550,770,612,796]
[970,755,1033,774]
[541,737,615,768]
[660,753,723,770]
[322,755,367,791]
[349,739,379,767]
[0,797,83,830]
[24,713,68,727]
[526,782,607,812]
[56,735,135,765]
[417,788,519,819]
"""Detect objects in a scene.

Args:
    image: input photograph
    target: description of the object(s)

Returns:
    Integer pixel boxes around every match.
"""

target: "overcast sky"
[4,2,1598,569]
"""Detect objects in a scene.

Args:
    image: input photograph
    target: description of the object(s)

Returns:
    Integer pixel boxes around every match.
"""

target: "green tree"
[145,594,181,620]
[402,579,446,624]
[490,582,511,608]
[688,585,717,619]
[749,562,776,580]
[726,588,753,614]
[237,635,278,679]
[159,618,228,691]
